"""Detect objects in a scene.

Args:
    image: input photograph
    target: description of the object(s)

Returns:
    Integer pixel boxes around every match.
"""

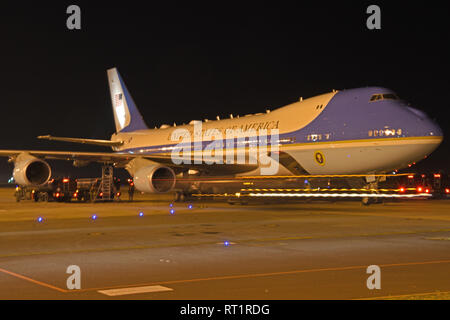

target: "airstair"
[95,165,114,201]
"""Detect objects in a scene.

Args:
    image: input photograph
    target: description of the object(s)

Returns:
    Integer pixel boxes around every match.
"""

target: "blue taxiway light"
[188,204,193,209]
[91,214,98,220]
[37,216,43,223]
[224,241,230,246]
[170,209,175,215]
[169,203,174,207]
[139,212,144,217]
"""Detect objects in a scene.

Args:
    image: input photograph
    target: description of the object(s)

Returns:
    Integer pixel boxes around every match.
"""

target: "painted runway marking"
[1,259,449,295]
[0,267,67,293]
[98,285,173,296]
[77,258,450,293]
[358,290,450,300]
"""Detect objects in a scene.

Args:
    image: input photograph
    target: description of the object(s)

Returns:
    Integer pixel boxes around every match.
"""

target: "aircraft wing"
[0,149,137,164]
[0,150,258,175]
[36,135,124,147]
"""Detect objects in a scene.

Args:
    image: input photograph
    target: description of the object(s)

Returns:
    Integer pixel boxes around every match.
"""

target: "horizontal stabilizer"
[37,135,123,147]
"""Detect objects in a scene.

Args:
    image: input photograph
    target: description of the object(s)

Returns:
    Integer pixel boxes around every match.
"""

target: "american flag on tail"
[114,93,123,107]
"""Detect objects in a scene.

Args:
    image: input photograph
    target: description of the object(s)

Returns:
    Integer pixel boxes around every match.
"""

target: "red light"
[56,193,60,198]
[408,175,414,179]
[434,174,441,178]
[417,186,423,193]
[399,187,405,192]
[99,192,103,197]
[116,192,121,196]
[445,188,450,194]
[73,193,78,198]
[425,189,430,193]
[62,178,69,183]
[421,174,425,178]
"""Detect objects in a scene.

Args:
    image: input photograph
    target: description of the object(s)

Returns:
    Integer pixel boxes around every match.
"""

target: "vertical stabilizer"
[107,68,148,133]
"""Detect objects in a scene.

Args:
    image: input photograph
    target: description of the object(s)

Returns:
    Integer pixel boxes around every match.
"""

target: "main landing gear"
[174,191,188,202]
[361,175,386,206]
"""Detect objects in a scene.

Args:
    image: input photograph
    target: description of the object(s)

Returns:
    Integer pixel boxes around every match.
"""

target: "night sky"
[1,2,449,179]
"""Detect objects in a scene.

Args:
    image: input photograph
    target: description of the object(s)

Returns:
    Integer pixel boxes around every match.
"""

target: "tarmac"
[0,187,449,300]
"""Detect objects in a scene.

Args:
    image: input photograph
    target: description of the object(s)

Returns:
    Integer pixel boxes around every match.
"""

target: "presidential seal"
[314,151,325,166]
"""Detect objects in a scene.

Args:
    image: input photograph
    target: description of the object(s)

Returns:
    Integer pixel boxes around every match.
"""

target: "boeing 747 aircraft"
[0,68,443,199]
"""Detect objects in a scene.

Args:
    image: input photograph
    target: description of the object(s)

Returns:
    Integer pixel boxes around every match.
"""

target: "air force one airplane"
[0,68,443,196]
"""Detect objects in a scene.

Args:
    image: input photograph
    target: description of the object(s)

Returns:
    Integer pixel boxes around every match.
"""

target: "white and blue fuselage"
[2,68,442,193]
[109,81,442,176]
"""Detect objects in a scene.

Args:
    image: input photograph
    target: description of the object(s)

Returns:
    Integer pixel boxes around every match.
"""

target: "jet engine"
[13,153,51,186]
[133,165,176,193]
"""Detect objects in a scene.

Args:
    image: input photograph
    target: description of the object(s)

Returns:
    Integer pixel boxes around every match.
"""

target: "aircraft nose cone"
[406,106,443,138]
[429,120,443,138]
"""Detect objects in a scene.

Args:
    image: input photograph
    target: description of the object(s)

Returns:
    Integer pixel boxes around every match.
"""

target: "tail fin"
[107,68,148,133]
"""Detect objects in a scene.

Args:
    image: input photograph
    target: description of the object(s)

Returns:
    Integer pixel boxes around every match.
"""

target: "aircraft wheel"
[39,193,49,202]
[361,197,371,206]
[175,192,186,202]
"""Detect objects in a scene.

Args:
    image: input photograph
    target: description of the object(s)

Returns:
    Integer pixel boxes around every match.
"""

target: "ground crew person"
[128,182,135,201]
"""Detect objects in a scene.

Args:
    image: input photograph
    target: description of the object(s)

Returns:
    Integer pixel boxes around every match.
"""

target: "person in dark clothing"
[128,182,135,201]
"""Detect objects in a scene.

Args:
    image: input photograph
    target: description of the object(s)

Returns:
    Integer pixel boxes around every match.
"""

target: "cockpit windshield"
[369,93,400,102]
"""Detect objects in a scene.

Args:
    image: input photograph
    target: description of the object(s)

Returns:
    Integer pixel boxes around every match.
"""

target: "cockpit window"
[370,94,382,101]
[382,93,399,100]
[369,93,399,102]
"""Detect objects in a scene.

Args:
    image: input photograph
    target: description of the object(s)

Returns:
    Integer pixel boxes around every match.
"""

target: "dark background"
[0,1,449,179]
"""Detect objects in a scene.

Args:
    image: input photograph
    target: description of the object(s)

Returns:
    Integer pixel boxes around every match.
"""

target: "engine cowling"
[13,153,51,186]
[134,165,176,193]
